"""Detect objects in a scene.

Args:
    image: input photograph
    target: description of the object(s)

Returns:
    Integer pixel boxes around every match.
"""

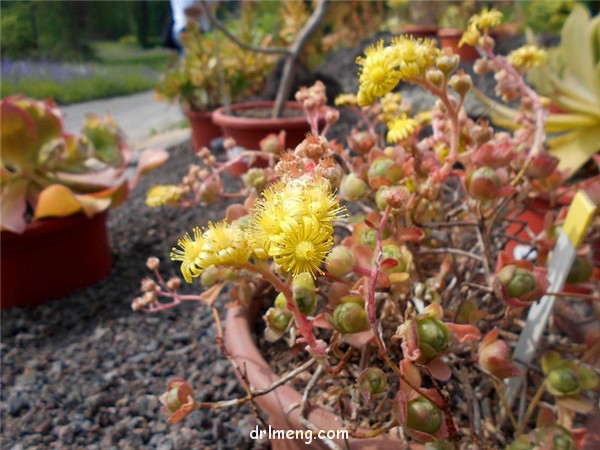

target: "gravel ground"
[1,142,268,450]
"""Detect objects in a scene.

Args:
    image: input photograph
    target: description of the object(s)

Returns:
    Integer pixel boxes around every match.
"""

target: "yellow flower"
[146,185,181,208]
[195,221,250,271]
[269,216,333,277]
[334,93,358,107]
[508,45,548,71]
[248,178,345,276]
[387,114,419,143]
[459,25,480,48]
[170,227,204,283]
[389,36,439,79]
[297,180,346,230]
[470,8,503,31]
[356,40,402,105]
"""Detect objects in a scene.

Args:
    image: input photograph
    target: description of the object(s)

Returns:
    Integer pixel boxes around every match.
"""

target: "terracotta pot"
[402,25,438,40]
[437,29,479,62]
[185,109,222,152]
[212,101,329,151]
[1,211,112,309]
[225,299,408,450]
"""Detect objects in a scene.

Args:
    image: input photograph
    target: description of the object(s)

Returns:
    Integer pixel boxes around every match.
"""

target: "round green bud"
[498,266,536,298]
[332,301,368,333]
[340,173,368,201]
[467,166,501,201]
[274,292,288,310]
[326,246,355,277]
[548,368,580,395]
[567,256,594,284]
[406,397,443,435]
[417,317,449,360]
[264,307,292,332]
[358,368,387,398]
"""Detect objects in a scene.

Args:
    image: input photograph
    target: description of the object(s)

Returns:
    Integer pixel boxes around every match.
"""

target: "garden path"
[60,90,187,149]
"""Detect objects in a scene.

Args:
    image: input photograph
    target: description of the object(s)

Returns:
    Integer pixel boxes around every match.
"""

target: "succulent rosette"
[478,328,520,379]
[0,96,168,233]
[399,303,481,380]
[541,351,598,413]
[493,252,549,307]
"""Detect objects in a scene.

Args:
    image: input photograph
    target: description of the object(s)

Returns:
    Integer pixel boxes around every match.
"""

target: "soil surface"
[228,107,305,120]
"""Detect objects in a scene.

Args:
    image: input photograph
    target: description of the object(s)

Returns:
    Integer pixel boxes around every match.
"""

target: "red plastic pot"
[225,299,410,450]
[437,29,479,62]
[185,109,222,152]
[212,101,329,151]
[1,211,112,309]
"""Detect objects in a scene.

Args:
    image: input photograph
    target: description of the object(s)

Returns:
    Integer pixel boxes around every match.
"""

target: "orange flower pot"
[1,211,111,309]
[186,109,222,152]
[225,299,413,450]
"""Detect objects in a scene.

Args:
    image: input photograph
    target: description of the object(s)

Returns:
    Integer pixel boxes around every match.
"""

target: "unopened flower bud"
[340,173,368,201]
[548,368,580,396]
[497,265,536,299]
[473,58,492,75]
[223,138,236,151]
[200,265,219,287]
[436,54,459,75]
[159,378,196,424]
[167,277,182,291]
[325,109,339,126]
[406,397,443,435]
[478,34,495,51]
[293,273,317,316]
[348,130,376,155]
[141,278,159,293]
[467,166,501,201]
[243,168,268,191]
[264,307,293,333]
[526,153,559,180]
[471,122,493,145]
[274,292,288,310]
[426,69,444,87]
[326,246,355,277]
[384,186,410,210]
[535,425,575,450]
[567,256,594,283]
[358,368,387,401]
[146,257,160,271]
[478,329,516,379]
[417,317,450,360]
[449,72,473,96]
[332,300,368,333]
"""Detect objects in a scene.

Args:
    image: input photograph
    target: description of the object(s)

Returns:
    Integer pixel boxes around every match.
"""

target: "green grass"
[92,41,172,72]
[2,41,173,105]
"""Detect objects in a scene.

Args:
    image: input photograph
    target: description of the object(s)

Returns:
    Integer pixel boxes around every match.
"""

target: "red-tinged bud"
[478,329,517,379]
[159,378,196,424]
[497,265,536,299]
[326,246,355,277]
[167,277,182,291]
[348,130,377,155]
[325,109,339,126]
[146,257,160,271]
[223,137,236,151]
[526,153,559,180]
[199,178,222,204]
[467,166,501,201]
[260,132,285,155]
[368,157,402,187]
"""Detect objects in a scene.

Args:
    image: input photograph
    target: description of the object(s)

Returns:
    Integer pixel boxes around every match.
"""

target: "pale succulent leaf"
[0,179,29,233]
[549,127,600,174]
[33,184,82,219]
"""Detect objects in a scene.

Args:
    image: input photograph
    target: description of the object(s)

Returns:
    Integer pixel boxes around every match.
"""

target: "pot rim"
[213,101,324,130]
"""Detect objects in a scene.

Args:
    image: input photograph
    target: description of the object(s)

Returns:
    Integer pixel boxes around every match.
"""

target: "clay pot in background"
[186,109,222,152]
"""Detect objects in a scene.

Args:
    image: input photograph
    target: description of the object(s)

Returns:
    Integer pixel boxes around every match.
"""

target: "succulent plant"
[0,96,168,234]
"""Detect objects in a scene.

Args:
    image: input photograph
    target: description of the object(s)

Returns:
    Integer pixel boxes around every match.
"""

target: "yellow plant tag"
[562,190,597,248]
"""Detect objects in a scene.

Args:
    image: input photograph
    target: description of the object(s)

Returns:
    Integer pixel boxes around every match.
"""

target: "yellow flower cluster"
[146,185,181,208]
[171,221,249,283]
[508,45,548,71]
[460,8,503,47]
[249,179,346,277]
[387,114,420,143]
[356,37,438,106]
